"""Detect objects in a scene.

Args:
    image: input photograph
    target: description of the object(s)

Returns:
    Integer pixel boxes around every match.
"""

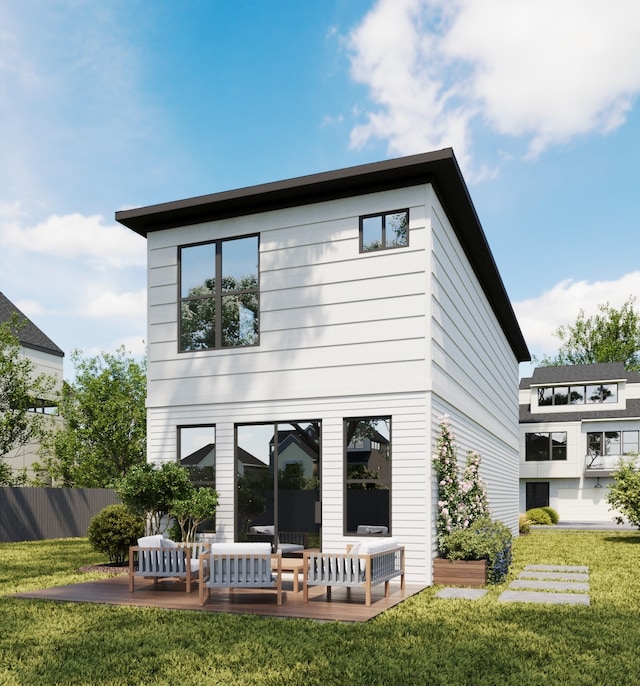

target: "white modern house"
[0,292,64,481]
[116,149,530,585]
[519,362,638,523]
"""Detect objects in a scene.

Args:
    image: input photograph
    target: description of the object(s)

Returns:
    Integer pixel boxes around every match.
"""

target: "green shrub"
[87,504,145,563]
[525,507,552,525]
[541,506,560,524]
[439,518,513,583]
[519,514,531,534]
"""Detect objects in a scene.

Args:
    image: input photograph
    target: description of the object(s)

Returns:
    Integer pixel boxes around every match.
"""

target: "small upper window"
[360,210,408,252]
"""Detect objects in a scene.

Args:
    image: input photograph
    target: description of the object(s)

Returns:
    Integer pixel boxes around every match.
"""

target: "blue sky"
[2,0,640,379]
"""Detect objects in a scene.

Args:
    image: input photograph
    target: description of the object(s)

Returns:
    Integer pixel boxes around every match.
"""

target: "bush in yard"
[541,506,560,524]
[519,514,531,534]
[526,507,553,525]
[87,504,145,564]
[607,455,640,528]
[439,518,513,583]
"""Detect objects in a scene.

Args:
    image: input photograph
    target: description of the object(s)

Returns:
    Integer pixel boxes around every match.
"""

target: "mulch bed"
[77,563,129,576]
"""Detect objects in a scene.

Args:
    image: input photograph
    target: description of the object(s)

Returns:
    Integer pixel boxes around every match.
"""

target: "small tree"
[116,462,193,535]
[607,456,640,529]
[37,347,146,487]
[0,315,56,483]
[169,488,218,543]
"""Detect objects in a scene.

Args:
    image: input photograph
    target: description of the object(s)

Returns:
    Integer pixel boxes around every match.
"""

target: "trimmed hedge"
[439,518,513,583]
[525,507,553,525]
[87,504,145,563]
[541,506,560,524]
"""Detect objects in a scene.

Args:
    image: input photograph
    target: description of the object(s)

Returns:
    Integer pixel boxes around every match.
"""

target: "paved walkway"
[435,564,591,605]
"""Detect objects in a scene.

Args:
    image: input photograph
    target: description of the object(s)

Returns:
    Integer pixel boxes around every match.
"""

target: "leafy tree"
[116,461,193,535]
[0,315,56,485]
[237,474,266,536]
[535,297,640,371]
[607,456,640,529]
[169,487,219,543]
[38,347,146,487]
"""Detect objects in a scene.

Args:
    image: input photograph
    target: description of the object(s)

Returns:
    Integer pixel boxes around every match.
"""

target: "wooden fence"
[0,487,118,542]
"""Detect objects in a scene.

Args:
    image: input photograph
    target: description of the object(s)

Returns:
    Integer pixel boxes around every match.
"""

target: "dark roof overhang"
[115,148,530,362]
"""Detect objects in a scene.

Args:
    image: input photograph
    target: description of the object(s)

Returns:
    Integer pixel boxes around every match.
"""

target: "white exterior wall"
[429,191,521,543]
[144,183,520,585]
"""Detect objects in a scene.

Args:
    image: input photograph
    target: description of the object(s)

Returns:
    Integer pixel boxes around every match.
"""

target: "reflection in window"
[235,422,321,547]
[588,430,639,458]
[178,425,216,532]
[525,432,567,461]
[537,383,618,406]
[179,235,259,351]
[360,210,408,252]
[344,417,391,534]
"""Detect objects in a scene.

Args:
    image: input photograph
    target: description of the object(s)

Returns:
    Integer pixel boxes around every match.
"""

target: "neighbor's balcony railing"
[584,454,625,475]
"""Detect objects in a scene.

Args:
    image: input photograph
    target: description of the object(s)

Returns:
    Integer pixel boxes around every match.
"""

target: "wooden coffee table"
[272,557,304,593]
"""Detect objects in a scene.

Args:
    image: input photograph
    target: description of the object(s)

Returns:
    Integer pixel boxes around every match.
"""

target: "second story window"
[360,210,408,252]
[179,235,259,351]
[537,383,618,406]
[525,432,567,461]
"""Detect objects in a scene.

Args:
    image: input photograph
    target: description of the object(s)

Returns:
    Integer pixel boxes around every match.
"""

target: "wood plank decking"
[14,573,424,623]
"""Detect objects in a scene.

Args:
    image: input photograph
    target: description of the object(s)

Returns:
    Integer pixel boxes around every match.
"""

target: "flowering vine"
[432,415,490,547]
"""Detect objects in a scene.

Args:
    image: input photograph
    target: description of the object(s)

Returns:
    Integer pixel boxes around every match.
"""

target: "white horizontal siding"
[428,189,520,535]
[147,391,430,584]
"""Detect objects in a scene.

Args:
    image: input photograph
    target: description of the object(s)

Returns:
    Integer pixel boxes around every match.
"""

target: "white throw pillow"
[137,534,163,548]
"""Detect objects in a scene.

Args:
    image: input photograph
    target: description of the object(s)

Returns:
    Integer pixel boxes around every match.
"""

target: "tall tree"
[535,297,640,371]
[37,347,146,487]
[0,315,56,485]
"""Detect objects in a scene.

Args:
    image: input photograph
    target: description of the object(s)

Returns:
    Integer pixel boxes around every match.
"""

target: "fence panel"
[0,487,118,542]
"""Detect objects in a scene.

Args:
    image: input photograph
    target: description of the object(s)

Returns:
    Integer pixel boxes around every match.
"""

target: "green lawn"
[0,531,638,685]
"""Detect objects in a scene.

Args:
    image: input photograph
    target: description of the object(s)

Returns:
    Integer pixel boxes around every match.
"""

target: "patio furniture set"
[129,535,405,608]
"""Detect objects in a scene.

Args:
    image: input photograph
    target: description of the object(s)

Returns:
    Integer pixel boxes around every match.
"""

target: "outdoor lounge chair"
[128,534,203,593]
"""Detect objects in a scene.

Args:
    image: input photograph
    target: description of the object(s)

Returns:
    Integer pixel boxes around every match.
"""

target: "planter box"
[433,558,487,587]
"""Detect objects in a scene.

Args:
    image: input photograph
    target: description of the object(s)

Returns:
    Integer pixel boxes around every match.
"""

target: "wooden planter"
[433,557,487,587]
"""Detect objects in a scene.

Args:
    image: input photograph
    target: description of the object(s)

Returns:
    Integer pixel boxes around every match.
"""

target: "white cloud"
[513,272,640,357]
[81,289,147,321]
[348,0,640,169]
[0,212,146,270]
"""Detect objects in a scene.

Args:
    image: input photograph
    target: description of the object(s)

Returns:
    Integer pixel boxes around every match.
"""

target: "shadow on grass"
[603,534,640,544]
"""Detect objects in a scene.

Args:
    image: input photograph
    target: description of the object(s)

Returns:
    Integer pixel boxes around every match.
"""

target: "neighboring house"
[519,362,639,523]
[0,292,64,481]
[116,149,530,585]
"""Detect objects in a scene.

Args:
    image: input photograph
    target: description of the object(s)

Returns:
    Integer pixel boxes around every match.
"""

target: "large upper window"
[360,210,408,252]
[344,417,391,534]
[179,235,259,351]
[537,383,617,406]
[525,432,567,461]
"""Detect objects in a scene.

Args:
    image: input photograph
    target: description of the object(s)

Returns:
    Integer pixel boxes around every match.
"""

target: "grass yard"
[0,530,639,685]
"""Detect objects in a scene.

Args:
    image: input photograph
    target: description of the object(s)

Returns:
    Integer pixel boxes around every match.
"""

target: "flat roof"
[115,148,530,362]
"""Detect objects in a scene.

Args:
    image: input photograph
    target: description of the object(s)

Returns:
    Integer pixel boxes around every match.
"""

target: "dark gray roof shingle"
[520,363,640,389]
[520,398,640,424]
[0,292,64,357]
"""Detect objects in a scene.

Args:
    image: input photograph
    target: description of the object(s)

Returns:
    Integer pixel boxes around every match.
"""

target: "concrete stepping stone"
[435,588,488,600]
[524,564,588,573]
[499,590,590,605]
[509,579,589,592]
[519,571,589,582]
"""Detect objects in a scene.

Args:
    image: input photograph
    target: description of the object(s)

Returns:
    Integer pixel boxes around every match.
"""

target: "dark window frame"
[178,234,260,352]
[359,209,409,253]
[537,383,618,406]
[525,431,567,461]
[343,416,392,536]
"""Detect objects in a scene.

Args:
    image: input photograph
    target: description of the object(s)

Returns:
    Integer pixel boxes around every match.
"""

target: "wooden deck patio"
[14,573,424,623]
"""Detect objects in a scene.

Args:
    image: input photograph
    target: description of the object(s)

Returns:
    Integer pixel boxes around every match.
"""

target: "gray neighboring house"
[519,362,640,522]
[0,292,64,481]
